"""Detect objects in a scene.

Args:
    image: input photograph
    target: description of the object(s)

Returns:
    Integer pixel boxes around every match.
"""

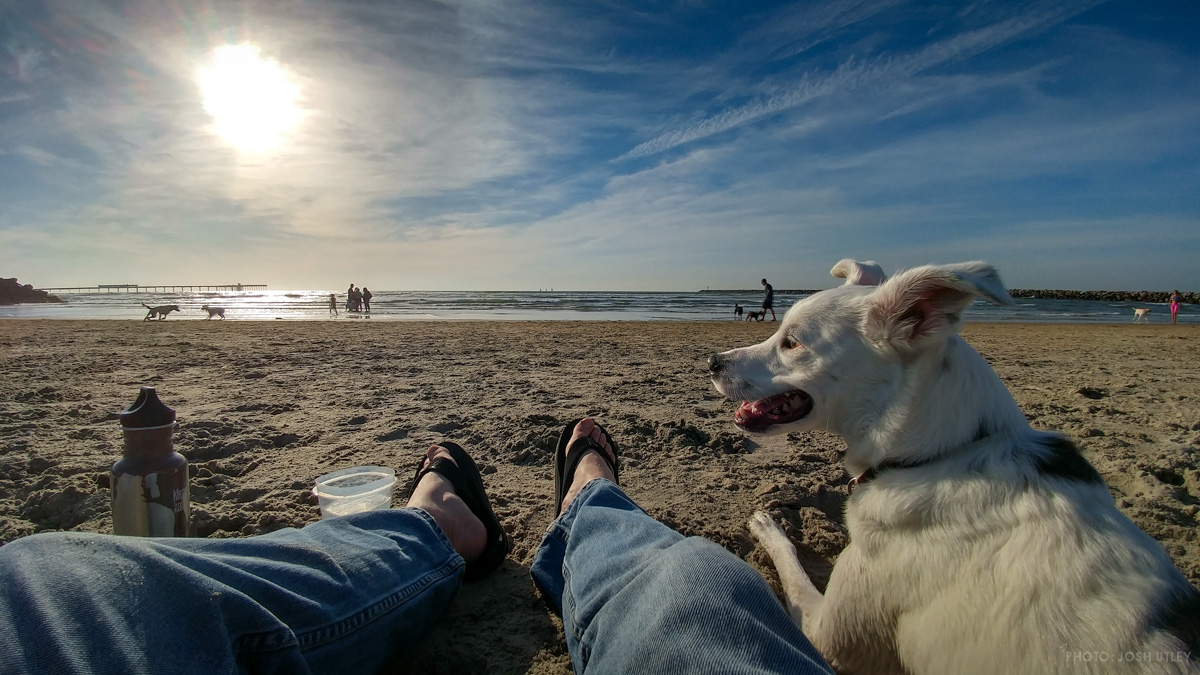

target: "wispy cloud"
[620,0,1107,160]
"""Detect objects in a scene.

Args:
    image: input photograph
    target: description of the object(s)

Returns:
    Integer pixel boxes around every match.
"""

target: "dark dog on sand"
[142,304,181,321]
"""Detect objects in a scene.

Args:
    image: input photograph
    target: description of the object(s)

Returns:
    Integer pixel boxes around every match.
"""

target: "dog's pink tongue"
[736,399,773,425]
[735,391,812,430]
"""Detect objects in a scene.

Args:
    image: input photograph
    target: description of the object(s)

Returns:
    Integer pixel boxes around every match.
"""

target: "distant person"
[329,293,338,317]
[734,304,743,319]
[1170,289,1181,325]
[346,284,355,313]
[352,286,363,313]
[362,287,373,314]
[760,278,776,321]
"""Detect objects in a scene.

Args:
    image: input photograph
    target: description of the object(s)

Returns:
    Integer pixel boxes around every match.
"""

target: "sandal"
[553,418,620,515]
[411,442,512,583]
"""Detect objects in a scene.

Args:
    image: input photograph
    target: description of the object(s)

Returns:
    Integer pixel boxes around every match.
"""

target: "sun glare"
[197,44,301,152]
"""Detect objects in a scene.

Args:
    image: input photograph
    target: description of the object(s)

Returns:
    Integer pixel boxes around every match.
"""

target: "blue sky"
[1,0,1198,291]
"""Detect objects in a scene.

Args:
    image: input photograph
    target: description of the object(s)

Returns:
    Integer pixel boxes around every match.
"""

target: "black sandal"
[411,442,512,583]
[553,418,620,515]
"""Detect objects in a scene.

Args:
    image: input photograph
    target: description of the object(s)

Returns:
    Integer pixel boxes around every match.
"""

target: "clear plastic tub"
[312,466,397,518]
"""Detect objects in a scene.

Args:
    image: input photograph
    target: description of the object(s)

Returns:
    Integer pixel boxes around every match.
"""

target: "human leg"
[0,444,497,675]
[531,419,832,675]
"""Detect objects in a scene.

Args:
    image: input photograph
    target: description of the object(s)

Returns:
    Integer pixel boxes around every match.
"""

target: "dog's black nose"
[708,354,725,375]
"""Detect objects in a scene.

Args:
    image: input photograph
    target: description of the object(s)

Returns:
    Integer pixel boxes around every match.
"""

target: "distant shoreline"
[698,288,1196,304]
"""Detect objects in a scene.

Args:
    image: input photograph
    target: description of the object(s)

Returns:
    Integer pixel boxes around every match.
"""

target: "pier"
[36,283,267,294]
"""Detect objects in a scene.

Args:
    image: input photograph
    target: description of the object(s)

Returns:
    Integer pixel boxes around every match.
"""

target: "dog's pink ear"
[830,259,888,286]
[865,261,1012,349]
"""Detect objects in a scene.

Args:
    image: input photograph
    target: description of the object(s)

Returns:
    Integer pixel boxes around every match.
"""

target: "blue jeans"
[531,479,832,674]
[0,482,831,674]
[0,509,462,674]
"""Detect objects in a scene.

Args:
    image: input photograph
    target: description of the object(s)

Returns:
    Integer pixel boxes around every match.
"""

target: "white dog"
[709,260,1200,675]
[1134,307,1152,322]
[200,304,226,320]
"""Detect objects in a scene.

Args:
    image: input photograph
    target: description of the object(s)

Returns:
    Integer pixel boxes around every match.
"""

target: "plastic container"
[313,466,397,518]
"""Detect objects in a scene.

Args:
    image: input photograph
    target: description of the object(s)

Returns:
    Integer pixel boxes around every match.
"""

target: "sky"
[1,0,1198,292]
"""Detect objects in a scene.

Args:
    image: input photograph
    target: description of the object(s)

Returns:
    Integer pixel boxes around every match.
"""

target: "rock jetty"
[0,278,63,305]
[1008,289,1196,304]
[700,288,1194,304]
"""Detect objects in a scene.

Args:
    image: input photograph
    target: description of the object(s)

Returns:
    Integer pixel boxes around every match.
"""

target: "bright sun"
[197,44,301,152]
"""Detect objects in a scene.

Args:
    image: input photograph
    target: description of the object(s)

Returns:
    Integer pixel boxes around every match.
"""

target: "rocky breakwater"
[0,278,63,305]
[1009,289,1196,304]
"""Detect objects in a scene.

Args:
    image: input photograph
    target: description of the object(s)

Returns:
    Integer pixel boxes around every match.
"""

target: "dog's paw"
[749,510,790,545]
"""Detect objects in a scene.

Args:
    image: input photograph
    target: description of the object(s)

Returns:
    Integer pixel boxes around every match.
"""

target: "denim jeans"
[0,508,462,674]
[531,479,833,674]
[0,483,832,674]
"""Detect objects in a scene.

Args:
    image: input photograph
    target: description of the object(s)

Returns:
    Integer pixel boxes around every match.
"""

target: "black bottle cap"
[119,387,176,428]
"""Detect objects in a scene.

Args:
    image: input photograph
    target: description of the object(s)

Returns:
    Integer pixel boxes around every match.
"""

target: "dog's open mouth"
[735,391,813,432]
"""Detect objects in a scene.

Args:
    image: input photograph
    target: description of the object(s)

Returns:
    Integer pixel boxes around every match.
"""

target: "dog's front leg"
[749,511,826,630]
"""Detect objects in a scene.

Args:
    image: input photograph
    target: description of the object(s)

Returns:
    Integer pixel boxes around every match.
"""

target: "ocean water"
[0,289,1193,323]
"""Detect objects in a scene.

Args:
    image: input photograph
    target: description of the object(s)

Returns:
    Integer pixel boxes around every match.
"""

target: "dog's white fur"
[830,258,888,287]
[1134,308,1152,322]
[710,260,1199,674]
[141,303,180,321]
[200,304,225,320]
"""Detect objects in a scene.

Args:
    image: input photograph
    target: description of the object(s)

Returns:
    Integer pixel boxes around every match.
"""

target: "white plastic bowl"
[313,466,397,518]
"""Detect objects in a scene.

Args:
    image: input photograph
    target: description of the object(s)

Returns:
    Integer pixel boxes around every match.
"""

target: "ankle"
[560,451,614,514]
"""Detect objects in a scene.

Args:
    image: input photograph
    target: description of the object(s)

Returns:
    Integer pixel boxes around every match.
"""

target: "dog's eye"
[782,335,803,350]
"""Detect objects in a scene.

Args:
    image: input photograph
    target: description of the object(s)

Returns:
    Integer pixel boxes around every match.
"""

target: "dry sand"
[1,320,1197,673]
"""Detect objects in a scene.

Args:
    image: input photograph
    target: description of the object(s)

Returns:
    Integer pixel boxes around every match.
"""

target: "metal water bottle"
[111,387,191,537]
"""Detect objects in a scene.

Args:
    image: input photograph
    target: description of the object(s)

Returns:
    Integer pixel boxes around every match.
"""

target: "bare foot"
[559,418,617,515]
[407,446,486,563]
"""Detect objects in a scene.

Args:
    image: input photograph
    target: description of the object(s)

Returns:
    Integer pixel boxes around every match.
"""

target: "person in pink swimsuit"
[1169,290,1181,325]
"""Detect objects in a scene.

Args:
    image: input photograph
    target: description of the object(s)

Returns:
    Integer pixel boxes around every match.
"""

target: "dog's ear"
[865,261,1012,350]
[830,259,888,286]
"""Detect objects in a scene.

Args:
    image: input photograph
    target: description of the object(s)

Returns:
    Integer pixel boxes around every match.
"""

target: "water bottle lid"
[119,387,176,428]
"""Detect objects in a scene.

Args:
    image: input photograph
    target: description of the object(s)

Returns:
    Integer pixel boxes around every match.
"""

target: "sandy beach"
[1,319,1197,674]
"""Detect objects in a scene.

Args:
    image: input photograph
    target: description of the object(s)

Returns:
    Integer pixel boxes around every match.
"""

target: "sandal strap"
[554,421,620,514]
[410,446,511,583]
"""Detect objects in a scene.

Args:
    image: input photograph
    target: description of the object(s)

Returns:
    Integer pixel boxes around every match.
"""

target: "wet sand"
[0,320,1197,674]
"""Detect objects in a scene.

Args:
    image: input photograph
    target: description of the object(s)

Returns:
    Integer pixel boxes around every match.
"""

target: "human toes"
[570,418,613,463]
[409,445,469,508]
[413,445,455,485]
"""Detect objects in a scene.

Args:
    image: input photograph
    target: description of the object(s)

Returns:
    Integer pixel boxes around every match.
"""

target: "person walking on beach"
[0,418,833,675]
[329,293,338,317]
[761,278,776,321]
[346,284,355,313]
[1170,289,1182,325]
[362,287,373,315]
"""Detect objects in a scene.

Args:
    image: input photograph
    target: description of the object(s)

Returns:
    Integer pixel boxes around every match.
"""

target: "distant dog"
[745,310,764,322]
[710,259,1200,675]
[735,304,744,319]
[1134,307,1152,322]
[142,303,180,321]
[200,304,226,320]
